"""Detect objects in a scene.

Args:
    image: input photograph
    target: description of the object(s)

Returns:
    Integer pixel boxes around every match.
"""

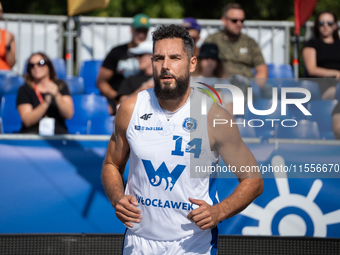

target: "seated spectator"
[97,13,150,115]
[192,43,235,114]
[193,43,224,78]
[181,17,201,56]
[16,52,74,134]
[116,41,154,105]
[302,11,340,100]
[203,3,270,97]
[0,2,16,71]
[332,102,340,139]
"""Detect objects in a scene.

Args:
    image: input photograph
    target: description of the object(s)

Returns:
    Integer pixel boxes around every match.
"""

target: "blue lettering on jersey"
[135,194,193,211]
[142,160,186,191]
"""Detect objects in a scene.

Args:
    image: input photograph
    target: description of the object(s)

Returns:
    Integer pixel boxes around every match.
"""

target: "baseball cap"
[132,13,151,29]
[129,41,153,55]
[181,17,201,33]
[198,43,220,60]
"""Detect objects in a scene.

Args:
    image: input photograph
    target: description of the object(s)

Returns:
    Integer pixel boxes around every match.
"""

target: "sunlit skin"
[221,9,245,40]
[152,38,197,111]
[318,13,337,43]
[130,28,149,47]
[137,53,153,74]
[187,29,200,44]
[200,58,218,77]
[302,12,340,99]
[17,54,74,127]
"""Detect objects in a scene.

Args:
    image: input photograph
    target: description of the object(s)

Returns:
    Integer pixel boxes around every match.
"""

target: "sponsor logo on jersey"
[140,113,153,120]
[135,194,194,211]
[182,117,197,132]
[142,159,185,191]
[134,125,163,131]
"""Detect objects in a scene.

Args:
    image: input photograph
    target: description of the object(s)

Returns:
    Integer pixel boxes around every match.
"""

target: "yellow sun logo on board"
[140,17,147,24]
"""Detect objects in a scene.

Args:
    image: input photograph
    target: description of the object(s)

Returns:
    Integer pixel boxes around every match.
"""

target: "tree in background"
[3,0,339,22]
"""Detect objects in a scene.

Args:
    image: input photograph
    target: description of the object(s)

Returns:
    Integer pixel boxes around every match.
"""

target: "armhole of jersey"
[126,93,142,138]
[205,100,219,163]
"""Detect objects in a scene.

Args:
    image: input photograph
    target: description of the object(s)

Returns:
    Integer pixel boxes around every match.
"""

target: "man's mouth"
[161,75,174,81]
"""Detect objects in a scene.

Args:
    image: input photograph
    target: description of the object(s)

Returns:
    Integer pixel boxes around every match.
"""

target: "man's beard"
[153,69,190,100]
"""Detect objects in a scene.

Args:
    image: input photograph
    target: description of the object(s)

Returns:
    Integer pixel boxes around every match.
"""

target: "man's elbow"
[251,177,264,199]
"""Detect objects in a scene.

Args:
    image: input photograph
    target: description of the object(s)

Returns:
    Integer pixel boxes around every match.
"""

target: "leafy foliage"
[2,0,338,21]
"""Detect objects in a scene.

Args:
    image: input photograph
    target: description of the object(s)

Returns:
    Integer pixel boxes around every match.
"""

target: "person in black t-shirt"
[302,11,340,99]
[116,41,154,106]
[16,52,74,134]
[96,13,150,115]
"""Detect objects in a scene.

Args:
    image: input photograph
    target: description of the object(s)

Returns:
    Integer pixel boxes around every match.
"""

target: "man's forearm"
[216,178,263,221]
[101,163,125,208]
[97,81,118,101]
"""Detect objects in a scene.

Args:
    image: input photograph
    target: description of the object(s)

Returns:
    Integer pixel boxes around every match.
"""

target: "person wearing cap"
[0,1,16,70]
[181,17,201,56]
[97,13,150,115]
[116,41,154,105]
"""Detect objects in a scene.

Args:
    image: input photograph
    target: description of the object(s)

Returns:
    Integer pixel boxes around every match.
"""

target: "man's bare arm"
[96,67,118,100]
[5,31,16,68]
[188,105,263,229]
[254,63,268,88]
[101,95,142,227]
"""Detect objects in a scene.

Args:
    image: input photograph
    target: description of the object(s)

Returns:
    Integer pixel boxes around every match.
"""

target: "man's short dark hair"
[152,24,194,59]
[222,3,243,17]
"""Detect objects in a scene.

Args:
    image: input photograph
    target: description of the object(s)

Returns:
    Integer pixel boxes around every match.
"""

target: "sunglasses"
[226,17,245,24]
[319,21,334,27]
[28,59,46,70]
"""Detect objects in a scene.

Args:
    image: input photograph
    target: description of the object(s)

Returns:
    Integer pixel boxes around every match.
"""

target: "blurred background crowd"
[0,0,340,140]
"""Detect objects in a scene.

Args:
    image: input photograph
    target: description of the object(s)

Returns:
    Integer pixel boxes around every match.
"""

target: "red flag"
[294,0,318,35]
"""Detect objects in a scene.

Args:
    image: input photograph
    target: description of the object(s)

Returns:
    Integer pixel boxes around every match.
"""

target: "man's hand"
[114,194,142,228]
[187,197,224,230]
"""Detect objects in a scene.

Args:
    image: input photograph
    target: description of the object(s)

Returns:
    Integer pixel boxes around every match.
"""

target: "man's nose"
[162,57,170,70]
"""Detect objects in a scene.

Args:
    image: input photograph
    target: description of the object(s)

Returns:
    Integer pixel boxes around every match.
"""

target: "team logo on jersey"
[140,113,153,120]
[142,159,186,191]
[182,118,197,132]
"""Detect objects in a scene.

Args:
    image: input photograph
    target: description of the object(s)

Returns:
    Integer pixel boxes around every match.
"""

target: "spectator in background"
[116,41,154,105]
[193,43,234,114]
[0,2,16,70]
[204,3,269,97]
[332,102,340,139]
[97,13,150,115]
[193,43,224,78]
[181,17,201,56]
[302,11,340,100]
[16,52,74,134]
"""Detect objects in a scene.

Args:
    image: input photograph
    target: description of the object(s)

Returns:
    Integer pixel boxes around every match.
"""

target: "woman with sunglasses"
[302,11,340,99]
[16,52,74,134]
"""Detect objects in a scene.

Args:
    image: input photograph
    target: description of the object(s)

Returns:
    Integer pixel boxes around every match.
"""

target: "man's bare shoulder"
[207,104,242,147]
[115,94,138,132]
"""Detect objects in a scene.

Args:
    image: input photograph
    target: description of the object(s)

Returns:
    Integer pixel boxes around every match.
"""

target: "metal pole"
[66,17,75,76]
[293,34,299,78]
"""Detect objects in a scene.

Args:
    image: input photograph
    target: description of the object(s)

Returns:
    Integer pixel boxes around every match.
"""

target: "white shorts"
[122,228,218,255]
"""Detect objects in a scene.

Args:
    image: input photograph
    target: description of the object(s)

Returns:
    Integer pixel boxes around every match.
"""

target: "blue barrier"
[0,136,339,238]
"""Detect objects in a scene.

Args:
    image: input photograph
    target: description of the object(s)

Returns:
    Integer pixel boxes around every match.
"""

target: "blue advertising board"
[0,137,339,238]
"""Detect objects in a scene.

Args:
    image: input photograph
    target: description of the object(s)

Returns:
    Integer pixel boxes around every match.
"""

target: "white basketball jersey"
[125,88,219,244]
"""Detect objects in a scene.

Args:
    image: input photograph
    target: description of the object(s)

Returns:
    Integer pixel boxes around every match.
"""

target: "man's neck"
[224,30,240,42]
[157,87,191,112]
[127,40,137,49]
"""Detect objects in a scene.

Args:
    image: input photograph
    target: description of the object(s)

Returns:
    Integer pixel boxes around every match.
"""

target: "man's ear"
[189,56,197,73]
